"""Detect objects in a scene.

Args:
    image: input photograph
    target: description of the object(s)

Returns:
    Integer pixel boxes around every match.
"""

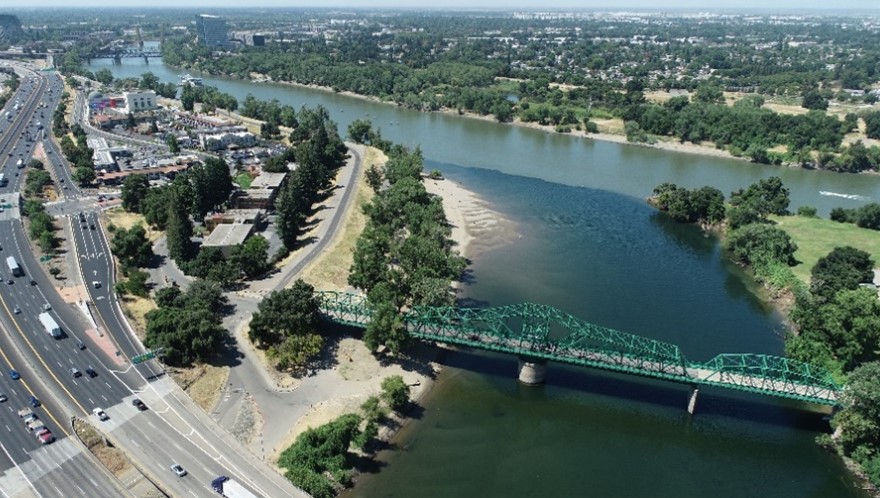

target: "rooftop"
[250,172,286,189]
[202,223,252,248]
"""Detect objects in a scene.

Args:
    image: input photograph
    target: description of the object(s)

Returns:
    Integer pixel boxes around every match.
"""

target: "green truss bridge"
[317,291,841,412]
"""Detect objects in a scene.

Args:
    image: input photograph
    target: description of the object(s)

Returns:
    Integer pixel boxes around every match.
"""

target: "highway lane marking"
[0,439,42,498]
[0,289,86,429]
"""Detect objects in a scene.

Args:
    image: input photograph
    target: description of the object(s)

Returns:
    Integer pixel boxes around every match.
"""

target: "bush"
[796,206,818,218]
[381,375,410,412]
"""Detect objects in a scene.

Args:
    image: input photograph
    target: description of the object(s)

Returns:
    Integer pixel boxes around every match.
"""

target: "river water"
[89,56,876,497]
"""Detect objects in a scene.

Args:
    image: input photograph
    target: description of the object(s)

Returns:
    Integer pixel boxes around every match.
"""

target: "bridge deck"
[317,291,841,406]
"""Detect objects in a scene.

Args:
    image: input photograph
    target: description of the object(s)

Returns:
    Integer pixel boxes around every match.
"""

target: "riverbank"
[195,68,745,163]
[265,150,510,477]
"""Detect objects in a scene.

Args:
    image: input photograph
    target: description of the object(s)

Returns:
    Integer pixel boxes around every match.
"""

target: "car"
[43,303,51,311]
[9,370,20,380]
[38,430,54,445]
[77,341,86,350]
[89,224,95,230]
[70,368,81,378]
[29,396,40,407]
[132,398,147,411]
[30,280,36,286]
[0,393,7,402]
[92,281,101,289]
[92,407,109,421]
[170,464,187,477]
[85,367,97,378]
[6,279,12,285]
[13,306,20,314]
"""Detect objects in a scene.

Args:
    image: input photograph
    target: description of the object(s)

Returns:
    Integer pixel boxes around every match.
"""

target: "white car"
[92,407,109,421]
[0,393,7,402]
[170,464,187,477]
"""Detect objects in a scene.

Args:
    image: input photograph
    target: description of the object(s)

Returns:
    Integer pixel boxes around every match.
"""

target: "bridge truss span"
[317,291,841,407]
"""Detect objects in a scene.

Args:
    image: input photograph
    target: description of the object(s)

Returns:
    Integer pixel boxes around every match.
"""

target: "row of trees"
[830,203,880,230]
[348,129,466,354]
[58,124,96,186]
[652,176,880,487]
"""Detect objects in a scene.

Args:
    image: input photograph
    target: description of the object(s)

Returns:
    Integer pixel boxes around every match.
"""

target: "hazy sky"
[5,0,880,9]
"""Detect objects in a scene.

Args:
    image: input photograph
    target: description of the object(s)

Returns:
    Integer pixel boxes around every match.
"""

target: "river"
[89,54,876,497]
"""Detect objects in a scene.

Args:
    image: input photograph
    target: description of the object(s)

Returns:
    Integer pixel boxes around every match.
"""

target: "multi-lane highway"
[0,63,129,498]
[0,61,307,497]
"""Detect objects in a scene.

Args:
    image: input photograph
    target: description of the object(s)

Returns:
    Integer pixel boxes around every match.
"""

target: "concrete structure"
[202,223,254,256]
[204,209,263,230]
[196,14,229,48]
[249,171,287,190]
[123,90,157,113]
[517,358,548,385]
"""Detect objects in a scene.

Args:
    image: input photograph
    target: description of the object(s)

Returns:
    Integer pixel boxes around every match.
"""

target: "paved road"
[64,76,308,497]
[0,62,131,498]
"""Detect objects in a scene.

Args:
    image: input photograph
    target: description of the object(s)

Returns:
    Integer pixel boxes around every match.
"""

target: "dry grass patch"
[103,208,163,243]
[297,147,382,291]
[593,117,625,134]
[73,417,132,477]
[168,363,230,412]
[119,296,156,341]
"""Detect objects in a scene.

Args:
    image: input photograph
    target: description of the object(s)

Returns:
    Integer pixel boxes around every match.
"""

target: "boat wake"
[819,191,870,201]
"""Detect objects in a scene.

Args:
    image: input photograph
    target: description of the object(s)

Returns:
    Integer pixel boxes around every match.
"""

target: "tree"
[729,176,790,216]
[865,112,880,140]
[249,280,321,351]
[363,302,408,354]
[154,286,183,308]
[72,166,96,187]
[810,246,875,302]
[801,89,829,111]
[118,270,150,297]
[180,84,195,112]
[121,174,150,213]
[111,225,154,270]
[28,159,44,169]
[275,175,308,249]
[347,119,373,144]
[365,164,383,193]
[726,224,798,267]
[855,203,880,230]
[94,68,114,85]
[165,179,194,261]
[141,186,171,229]
[230,235,269,278]
[167,134,180,154]
[125,112,136,130]
[694,84,724,104]
[380,375,410,412]
[831,361,880,480]
[25,169,52,197]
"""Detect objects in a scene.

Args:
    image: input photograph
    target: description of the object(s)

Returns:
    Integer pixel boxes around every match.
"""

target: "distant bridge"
[317,291,842,411]
[89,48,161,60]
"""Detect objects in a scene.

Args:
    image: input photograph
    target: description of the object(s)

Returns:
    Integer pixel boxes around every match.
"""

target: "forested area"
[156,12,880,171]
[652,177,880,487]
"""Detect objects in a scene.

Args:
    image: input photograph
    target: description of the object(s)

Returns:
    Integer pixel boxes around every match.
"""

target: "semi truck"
[6,256,21,276]
[38,312,62,338]
[211,476,261,498]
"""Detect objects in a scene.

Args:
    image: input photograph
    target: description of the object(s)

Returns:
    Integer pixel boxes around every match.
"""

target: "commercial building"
[196,14,229,48]
[199,131,256,151]
[123,90,157,113]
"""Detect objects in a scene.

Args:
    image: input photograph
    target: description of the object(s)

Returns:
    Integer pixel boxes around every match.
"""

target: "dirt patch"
[167,363,230,412]
[229,392,263,447]
[103,208,163,243]
[298,147,382,291]
[73,417,132,477]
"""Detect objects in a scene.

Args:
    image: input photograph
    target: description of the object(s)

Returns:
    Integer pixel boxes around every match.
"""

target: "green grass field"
[771,214,880,284]
[234,173,253,189]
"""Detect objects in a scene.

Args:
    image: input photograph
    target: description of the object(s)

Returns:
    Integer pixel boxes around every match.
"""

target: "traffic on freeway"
[0,62,304,497]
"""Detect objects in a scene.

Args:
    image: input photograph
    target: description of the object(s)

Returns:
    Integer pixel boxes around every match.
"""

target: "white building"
[123,90,157,113]
[199,131,256,151]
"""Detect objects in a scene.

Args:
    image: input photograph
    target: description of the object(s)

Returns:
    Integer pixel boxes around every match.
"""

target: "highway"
[0,63,129,498]
[0,62,307,497]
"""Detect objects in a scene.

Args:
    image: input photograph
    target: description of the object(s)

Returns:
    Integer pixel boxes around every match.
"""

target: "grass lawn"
[234,173,253,189]
[771,214,880,284]
[103,208,163,243]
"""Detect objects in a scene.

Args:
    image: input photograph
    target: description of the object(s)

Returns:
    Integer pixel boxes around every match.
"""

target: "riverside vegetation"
[652,177,880,488]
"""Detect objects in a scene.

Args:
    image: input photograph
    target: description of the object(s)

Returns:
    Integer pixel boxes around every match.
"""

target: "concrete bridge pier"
[687,385,700,415]
[518,358,547,385]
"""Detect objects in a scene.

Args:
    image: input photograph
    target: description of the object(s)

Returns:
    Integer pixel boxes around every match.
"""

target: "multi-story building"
[195,14,229,48]
[122,90,157,113]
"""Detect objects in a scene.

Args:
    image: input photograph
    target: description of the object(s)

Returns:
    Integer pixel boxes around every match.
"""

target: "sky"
[5,0,880,10]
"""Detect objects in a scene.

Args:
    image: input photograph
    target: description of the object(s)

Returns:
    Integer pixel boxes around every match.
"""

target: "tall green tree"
[121,174,150,213]
[165,178,194,261]
[111,225,154,271]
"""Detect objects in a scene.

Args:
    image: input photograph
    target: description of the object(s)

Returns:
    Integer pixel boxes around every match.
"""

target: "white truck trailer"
[38,312,62,338]
[211,476,260,498]
[6,256,21,276]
